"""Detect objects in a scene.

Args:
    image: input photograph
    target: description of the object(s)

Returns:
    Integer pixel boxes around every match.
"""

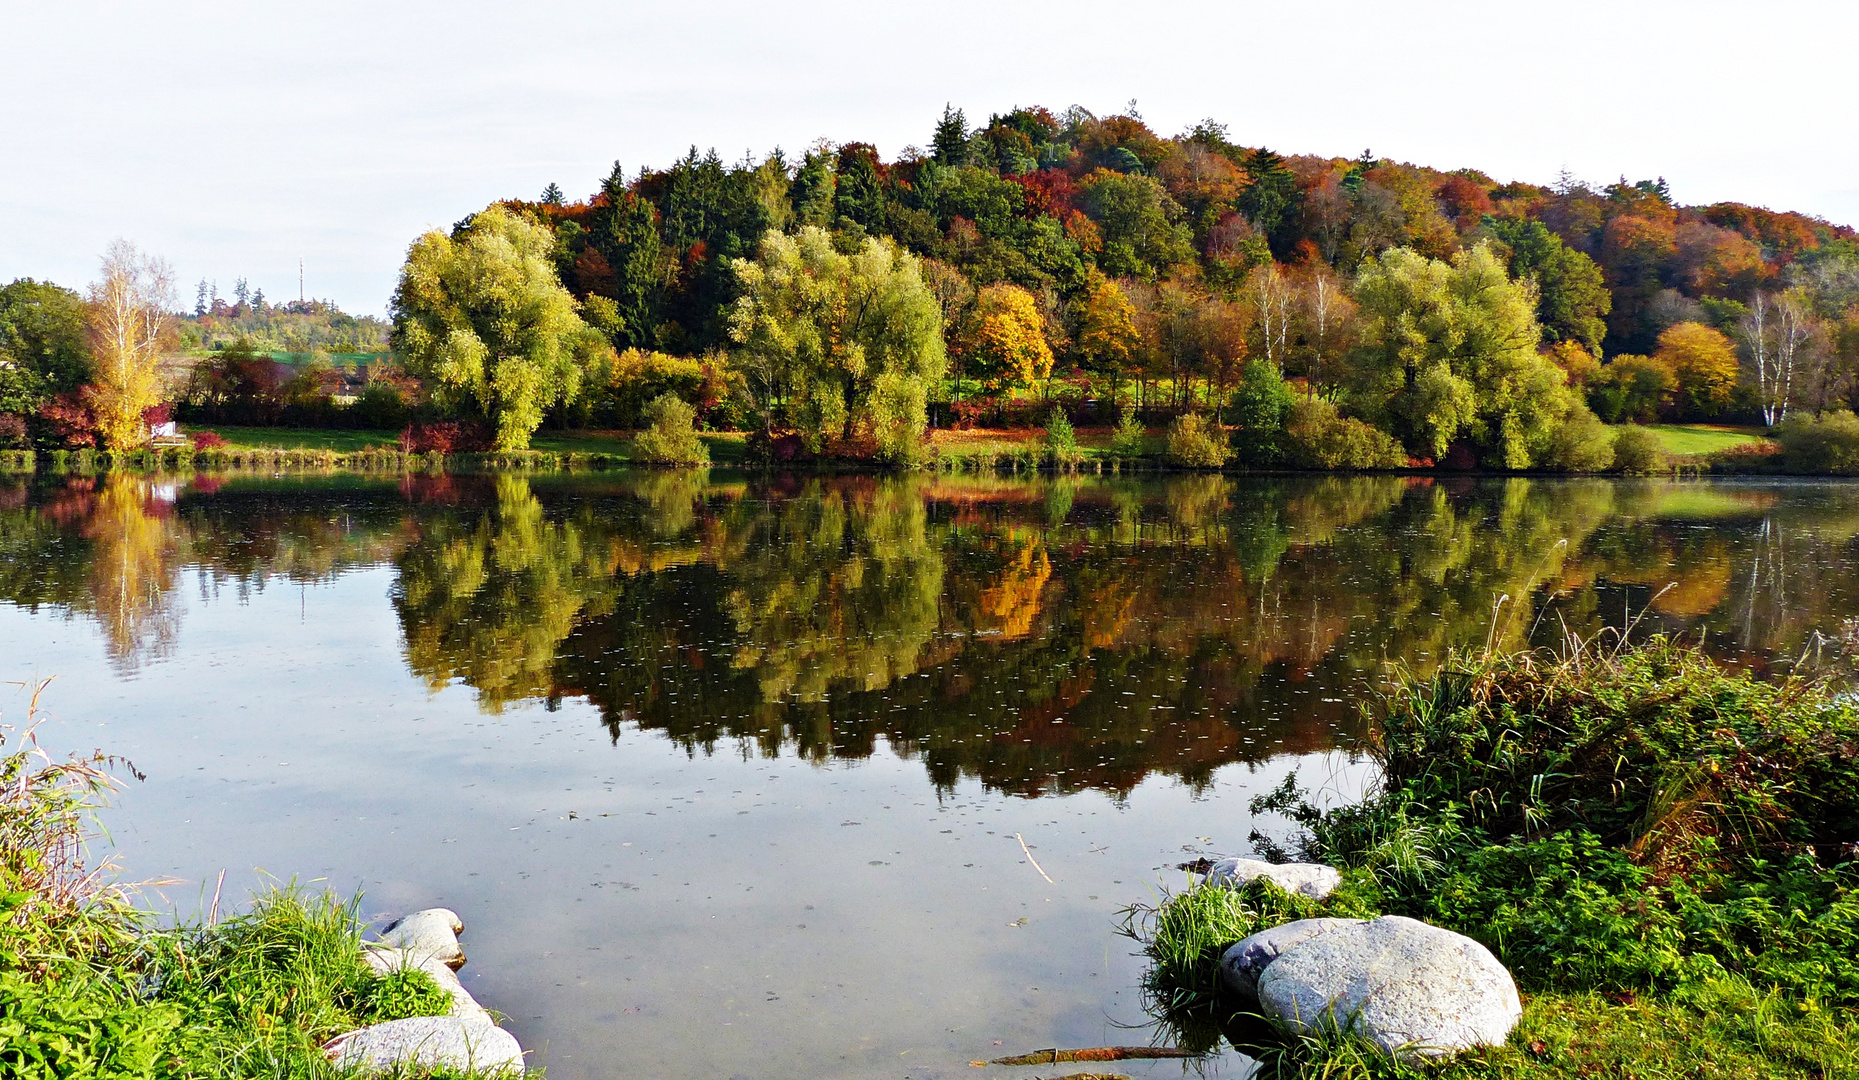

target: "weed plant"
[0,686,463,1079]
[1125,633,1859,1078]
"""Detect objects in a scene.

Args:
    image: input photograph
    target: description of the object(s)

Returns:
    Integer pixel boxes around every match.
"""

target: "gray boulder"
[379,908,466,970]
[1205,857,1341,900]
[1257,915,1521,1059]
[1220,918,1364,1002]
[325,1016,524,1074]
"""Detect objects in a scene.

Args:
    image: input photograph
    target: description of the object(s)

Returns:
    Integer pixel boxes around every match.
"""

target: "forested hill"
[503,104,1855,363]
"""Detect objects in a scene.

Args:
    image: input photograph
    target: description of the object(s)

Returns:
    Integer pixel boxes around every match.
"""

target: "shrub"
[1544,406,1616,472]
[1283,398,1406,470]
[1165,413,1230,468]
[0,413,26,449]
[398,420,490,455]
[1612,425,1667,474]
[1777,410,1859,475]
[1043,406,1080,465]
[1110,410,1146,458]
[189,430,227,450]
[351,377,412,429]
[633,393,710,466]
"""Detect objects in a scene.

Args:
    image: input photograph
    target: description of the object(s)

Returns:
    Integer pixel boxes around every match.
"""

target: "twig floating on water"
[990,1046,1195,1065]
[1014,832,1054,884]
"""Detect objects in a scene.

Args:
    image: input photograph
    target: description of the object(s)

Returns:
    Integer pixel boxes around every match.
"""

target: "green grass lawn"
[192,425,749,463]
[1640,423,1771,456]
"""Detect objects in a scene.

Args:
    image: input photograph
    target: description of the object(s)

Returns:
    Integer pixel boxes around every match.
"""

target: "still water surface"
[2,471,1854,1079]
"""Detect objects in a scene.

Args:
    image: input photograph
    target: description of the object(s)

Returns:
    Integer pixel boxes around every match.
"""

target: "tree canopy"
[390,205,606,449]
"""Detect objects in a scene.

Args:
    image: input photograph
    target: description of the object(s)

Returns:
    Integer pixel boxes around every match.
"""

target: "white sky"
[5,1,1856,316]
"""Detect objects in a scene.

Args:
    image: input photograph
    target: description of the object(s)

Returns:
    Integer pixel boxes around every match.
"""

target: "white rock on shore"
[326,1016,524,1075]
[1204,857,1342,900]
[379,907,468,969]
[1219,917,1364,1002]
[1256,915,1522,1060]
[327,907,525,1074]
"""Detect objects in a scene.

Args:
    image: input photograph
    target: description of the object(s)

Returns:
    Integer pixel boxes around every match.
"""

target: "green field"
[193,425,749,463]
[1641,423,1771,456]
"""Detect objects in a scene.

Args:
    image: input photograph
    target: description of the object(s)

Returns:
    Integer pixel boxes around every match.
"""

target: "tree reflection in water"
[6,472,1859,792]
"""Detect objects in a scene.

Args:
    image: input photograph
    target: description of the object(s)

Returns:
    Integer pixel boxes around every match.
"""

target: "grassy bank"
[1123,635,1859,1078]
[1642,423,1771,457]
[0,688,481,1079]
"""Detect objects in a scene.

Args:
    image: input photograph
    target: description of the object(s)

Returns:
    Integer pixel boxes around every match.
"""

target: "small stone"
[1204,857,1342,900]
[1257,915,1522,1060]
[325,1015,524,1074]
[379,908,466,970]
[1220,918,1364,1001]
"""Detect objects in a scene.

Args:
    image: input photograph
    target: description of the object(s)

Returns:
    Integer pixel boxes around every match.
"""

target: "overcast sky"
[5,1,1856,316]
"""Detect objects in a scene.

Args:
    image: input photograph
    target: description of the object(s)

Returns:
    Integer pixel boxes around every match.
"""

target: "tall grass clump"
[0,685,456,1078]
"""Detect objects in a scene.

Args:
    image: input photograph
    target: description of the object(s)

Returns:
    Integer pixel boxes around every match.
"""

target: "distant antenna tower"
[299,257,304,303]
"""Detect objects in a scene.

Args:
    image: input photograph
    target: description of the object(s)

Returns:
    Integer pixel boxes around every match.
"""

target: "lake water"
[2,470,1855,1079]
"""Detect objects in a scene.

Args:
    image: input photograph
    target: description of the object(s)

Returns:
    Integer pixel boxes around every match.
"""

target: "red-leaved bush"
[399,421,492,454]
[37,393,96,448]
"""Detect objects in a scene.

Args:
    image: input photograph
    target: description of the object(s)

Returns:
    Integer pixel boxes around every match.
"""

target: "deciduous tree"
[728,227,945,461]
[958,284,1052,394]
[1653,321,1739,416]
[85,240,176,450]
[391,205,604,450]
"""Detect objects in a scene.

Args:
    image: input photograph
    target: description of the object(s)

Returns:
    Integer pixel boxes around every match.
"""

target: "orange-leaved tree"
[1654,321,1740,417]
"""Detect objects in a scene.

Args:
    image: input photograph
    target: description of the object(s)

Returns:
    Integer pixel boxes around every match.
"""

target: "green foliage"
[392,204,605,450]
[1542,405,1615,472]
[1128,638,1859,1077]
[632,394,710,467]
[1042,406,1079,465]
[1283,399,1407,470]
[1230,358,1294,465]
[1110,410,1146,457]
[1285,639,1859,1000]
[1777,410,1859,474]
[728,227,944,458]
[1351,244,1576,468]
[1488,218,1611,353]
[1078,171,1193,279]
[0,279,91,415]
[588,164,666,350]
[1612,425,1668,474]
[1164,412,1229,468]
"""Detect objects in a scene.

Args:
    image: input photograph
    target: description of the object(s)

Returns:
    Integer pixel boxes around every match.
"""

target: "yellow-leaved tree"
[960,284,1052,394]
[86,240,175,449]
[1654,321,1740,417]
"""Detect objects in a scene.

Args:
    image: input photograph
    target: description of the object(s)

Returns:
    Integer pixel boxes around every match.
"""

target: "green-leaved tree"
[391,205,606,450]
[728,227,945,462]
[1351,243,1576,468]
